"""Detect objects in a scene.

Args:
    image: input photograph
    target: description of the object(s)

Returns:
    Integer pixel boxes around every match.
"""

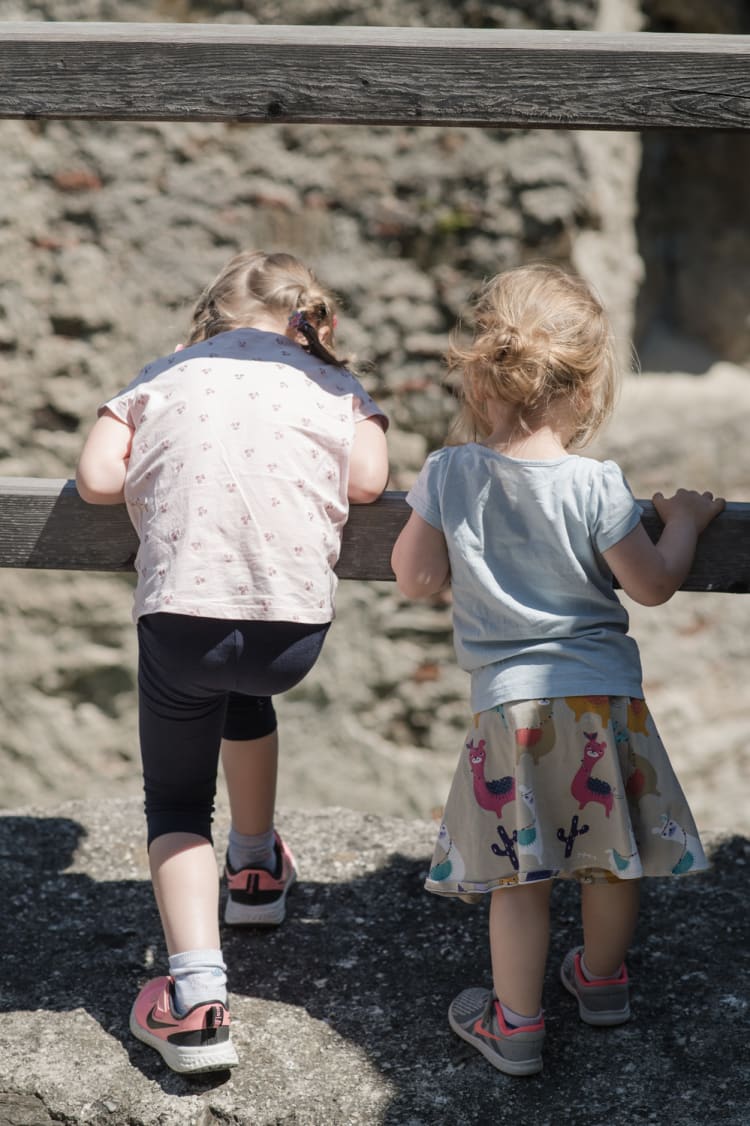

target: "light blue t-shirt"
[406,444,645,712]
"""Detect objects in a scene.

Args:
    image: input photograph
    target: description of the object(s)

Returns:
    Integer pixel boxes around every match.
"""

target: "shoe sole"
[129,1010,239,1073]
[559,964,631,1026]
[224,870,297,927]
[448,1005,543,1076]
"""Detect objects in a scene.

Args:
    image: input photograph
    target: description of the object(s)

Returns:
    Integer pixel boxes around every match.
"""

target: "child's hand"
[652,488,725,534]
[607,488,725,606]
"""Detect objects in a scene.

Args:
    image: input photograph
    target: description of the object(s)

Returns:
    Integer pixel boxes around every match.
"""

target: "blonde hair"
[447,263,618,449]
[187,249,345,366]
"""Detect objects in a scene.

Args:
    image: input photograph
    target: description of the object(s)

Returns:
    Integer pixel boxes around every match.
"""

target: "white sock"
[169,948,227,1015]
[227,826,276,873]
[499,1000,543,1028]
[580,952,623,982]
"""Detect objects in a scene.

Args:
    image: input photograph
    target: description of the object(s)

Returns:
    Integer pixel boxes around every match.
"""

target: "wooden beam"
[0,24,748,130]
[1,478,749,592]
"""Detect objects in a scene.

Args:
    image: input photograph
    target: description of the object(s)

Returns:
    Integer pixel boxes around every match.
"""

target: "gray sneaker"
[560,946,631,1026]
[448,988,545,1076]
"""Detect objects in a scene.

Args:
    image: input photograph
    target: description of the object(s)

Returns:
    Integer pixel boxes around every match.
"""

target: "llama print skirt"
[426,696,710,898]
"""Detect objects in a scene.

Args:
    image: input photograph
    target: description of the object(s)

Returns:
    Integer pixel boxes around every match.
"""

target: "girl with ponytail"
[77,249,388,1074]
[392,262,722,1076]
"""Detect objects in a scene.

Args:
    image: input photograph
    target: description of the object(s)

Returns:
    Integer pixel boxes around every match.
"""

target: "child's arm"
[603,488,725,606]
[76,409,134,505]
[391,511,451,599]
[348,416,389,504]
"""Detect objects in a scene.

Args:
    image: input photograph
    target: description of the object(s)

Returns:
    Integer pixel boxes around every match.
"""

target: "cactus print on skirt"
[426,696,709,898]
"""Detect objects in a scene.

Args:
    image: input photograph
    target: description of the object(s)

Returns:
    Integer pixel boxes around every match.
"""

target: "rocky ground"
[0,799,747,1126]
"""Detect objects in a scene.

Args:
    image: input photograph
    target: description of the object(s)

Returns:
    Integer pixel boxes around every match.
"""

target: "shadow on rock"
[0,817,151,1028]
[1,813,748,1123]
[224,835,750,1125]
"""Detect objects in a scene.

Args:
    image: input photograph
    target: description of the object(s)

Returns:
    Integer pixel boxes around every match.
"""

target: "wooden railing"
[1,479,749,593]
[1,23,749,589]
[0,24,748,130]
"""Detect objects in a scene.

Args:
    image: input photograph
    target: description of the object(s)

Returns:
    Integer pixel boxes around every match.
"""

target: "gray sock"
[227,826,276,873]
[169,948,227,1015]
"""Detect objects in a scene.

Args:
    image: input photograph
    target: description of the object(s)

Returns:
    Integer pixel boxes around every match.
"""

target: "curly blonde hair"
[186,249,345,367]
[447,263,619,449]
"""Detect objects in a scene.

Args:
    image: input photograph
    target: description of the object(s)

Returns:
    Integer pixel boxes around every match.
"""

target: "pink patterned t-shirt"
[102,328,388,623]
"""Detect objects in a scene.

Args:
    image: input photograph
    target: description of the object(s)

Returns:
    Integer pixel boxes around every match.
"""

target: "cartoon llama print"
[610,718,661,801]
[493,704,509,730]
[566,695,612,728]
[467,738,516,819]
[429,822,465,884]
[606,824,642,877]
[517,783,544,865]
[514,699,557,765]
[653,813,703,875]
[625,749,661,801]
[570,731,615,817]
[627,698,651,736]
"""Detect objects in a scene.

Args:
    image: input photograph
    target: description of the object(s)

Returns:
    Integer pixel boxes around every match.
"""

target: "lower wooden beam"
[1,477,749,592]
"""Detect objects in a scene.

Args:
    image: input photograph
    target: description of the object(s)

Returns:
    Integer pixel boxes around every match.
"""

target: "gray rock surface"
[0,798,748,1125]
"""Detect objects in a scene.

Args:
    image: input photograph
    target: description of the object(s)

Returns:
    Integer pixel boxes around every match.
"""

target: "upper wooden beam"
[1,478,749,592]
[0,23,748,131]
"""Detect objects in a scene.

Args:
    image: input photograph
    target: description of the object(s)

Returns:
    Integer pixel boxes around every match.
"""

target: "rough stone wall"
[636,0,750,367]
[0,0,626,816]
[0,1,747,832]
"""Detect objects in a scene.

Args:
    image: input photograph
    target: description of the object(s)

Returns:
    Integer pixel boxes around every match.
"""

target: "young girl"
[76,249,389,1074]
[391,263,723,1077]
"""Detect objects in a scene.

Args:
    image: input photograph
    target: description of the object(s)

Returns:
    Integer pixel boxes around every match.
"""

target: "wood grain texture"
[0,24,748,130]
[2,479,748,592]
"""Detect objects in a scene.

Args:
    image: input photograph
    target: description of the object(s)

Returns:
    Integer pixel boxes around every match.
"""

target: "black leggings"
[137,613,329,846]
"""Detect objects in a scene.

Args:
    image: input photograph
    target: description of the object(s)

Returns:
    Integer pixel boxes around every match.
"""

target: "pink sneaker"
[129,976,238,1074]
[224,831,297,926]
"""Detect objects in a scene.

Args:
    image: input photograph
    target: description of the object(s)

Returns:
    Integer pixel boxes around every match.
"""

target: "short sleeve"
[405,449,446,531]
[99,389,133,424]
[98,361,155,424]
[348,371,389,431]
[589,460,643,553]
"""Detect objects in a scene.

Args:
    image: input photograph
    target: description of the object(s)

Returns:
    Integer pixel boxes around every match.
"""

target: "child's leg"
[133,830,236,1071]
[220,697,298,925]
[220,625,327,917]
[490,881,553,1017]
[221,729,278,836]
[221,693,279,872]
[221,730,279,871]
[220,625,328,852]
[137,615,232,1018]
[580,878,640,976]
[149,831,222,954]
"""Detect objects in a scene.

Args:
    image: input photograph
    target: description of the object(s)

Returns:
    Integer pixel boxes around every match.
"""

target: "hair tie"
[288,310,310,332]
